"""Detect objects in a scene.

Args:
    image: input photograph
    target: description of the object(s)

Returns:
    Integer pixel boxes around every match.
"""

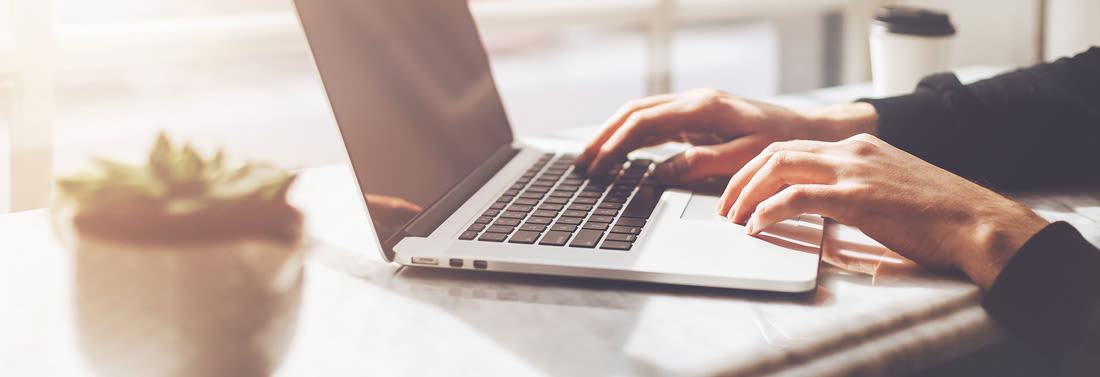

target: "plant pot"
[53,206,305,377]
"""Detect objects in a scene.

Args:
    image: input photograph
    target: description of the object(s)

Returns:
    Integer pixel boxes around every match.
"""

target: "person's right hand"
[574,88,879,185]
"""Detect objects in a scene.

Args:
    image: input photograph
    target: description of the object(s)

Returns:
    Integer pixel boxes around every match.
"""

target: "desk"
[4,70,1100,376]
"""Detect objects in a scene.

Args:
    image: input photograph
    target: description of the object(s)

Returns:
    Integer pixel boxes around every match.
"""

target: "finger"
[586,100,700,176]
[716,140,829,216]
[745,184,837,235]
[729,151,838,223]
[653,134,770,185]
[575,94,679,172]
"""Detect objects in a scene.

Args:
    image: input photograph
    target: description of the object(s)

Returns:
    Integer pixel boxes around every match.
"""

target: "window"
[2,0,867,212]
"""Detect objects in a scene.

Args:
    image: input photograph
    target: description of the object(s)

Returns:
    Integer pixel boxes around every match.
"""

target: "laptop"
[294,0,824,292]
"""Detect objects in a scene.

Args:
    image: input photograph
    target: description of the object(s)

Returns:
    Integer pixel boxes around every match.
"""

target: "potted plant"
[52,133,305,377]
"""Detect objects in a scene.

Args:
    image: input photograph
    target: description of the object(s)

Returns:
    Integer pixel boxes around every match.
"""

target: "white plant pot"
[53,207,305,377]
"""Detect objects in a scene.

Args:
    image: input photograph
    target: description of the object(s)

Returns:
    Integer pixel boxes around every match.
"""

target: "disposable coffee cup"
[869,6,956,97]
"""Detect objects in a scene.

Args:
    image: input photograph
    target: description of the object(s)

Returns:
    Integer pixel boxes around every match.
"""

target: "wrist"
[959,206,1049,289]
[798,102,879,141]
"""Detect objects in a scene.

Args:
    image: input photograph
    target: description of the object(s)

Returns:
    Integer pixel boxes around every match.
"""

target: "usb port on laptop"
[410,257,438,266]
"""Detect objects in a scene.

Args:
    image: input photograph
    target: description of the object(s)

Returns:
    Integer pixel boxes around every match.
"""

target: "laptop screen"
[297,0,513,244]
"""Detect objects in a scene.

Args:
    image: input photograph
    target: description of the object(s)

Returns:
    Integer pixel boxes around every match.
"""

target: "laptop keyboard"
[458,153,664,251]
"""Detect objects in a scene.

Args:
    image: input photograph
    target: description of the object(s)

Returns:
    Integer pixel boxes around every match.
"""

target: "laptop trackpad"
[679,193,729,222]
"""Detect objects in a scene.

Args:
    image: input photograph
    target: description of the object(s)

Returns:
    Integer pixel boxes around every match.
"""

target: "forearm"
[982,222,1100,371]
[860,47,1100,190]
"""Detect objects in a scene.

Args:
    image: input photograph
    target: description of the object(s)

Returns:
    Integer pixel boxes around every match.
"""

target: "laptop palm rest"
[680,193,821,255]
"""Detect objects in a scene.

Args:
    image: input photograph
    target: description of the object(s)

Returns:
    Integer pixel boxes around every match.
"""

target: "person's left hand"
[716,134,1049,289]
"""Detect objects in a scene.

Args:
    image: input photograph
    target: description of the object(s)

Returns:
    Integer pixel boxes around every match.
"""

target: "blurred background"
[1,0,1098,212]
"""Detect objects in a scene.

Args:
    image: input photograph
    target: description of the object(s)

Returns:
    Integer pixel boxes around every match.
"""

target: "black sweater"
[862,48,1100,374]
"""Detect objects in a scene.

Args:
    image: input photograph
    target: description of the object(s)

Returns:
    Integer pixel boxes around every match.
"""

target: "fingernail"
[745,219,755,234]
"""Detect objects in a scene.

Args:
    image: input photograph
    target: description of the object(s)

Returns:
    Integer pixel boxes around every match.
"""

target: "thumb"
[653,135,769,185]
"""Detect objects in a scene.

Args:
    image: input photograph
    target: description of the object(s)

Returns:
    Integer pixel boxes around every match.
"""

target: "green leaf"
[149,132,174,183]
[176,143,203,182]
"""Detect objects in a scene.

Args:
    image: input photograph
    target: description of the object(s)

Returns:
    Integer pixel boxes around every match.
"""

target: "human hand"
[574,88,878,185]
[717,134,1049,289]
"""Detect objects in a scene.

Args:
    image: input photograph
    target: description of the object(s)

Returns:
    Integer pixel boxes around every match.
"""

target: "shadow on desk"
[309,231,935,377]
[380,265,843,377]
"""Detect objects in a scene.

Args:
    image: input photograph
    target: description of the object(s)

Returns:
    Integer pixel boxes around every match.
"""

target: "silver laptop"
[294,0,823,292]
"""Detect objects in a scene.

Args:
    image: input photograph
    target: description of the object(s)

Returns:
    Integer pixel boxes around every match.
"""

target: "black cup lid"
[873,6,955,36]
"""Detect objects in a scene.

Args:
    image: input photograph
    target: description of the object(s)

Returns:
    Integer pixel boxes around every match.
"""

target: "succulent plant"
[55,132,302,244]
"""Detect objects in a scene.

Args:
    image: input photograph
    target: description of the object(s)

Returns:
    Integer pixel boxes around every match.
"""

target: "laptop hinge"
[381,145,519,257]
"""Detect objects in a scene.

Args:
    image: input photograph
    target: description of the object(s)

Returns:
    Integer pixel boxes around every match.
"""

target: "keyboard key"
[498,195,515,202]
[475,216,493,224]
[567,204,593,212]
[615,218,647,227]
[622,186,664,219]
[504,189,520,196]
[550,223,577,232]
[510,183,526,190]
[544,197,569,204]
[582,222,609,231]
[526,216,552,225]
[605,233,637,242]
[610,191,634,198]
[526,186,550,193]
[478,232,507,242]
[593,208,618,216]
[507,204,533,213]
[556,217,582,225]
[467,224,486,232]
[486,225,515,234]
[513,198,539,206]
[459,231,479,240]
[573,197,597,204]
[539,231,572,246]
[508,231,541,244]
[531,179,557,187]
[556,185,580,192]
[516,177,531,184]
[603,196,627,203]
[610,225,641,234]
[532,210,558,218]
[597,202,622,209]
[501,211,528,219]
[600,241,632,251]
[569,230,604,248]
[562,210,588,218]
[538,204,564,211]
[519,223,547,232]
[578,191,602,198]
[493,218,520,227]
[588,215,615,223]
[490,202,507,210]
[519,192,544,200]
[482,209,500,217]
[550,190,574,198]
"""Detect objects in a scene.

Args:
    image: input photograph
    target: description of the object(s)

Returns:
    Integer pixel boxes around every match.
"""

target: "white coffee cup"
[869,6,956,97]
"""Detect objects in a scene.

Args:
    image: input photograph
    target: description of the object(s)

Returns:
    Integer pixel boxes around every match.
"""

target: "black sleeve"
[982,222,1100,374]
[860,47,1100,190]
